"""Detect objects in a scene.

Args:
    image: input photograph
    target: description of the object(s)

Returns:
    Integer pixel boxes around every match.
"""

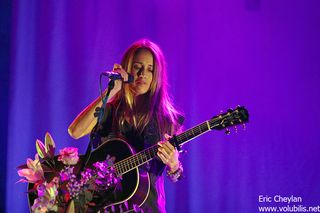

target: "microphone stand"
[80,79,115,171]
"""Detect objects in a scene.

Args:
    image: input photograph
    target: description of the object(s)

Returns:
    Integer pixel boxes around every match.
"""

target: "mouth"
[135,80,147,85]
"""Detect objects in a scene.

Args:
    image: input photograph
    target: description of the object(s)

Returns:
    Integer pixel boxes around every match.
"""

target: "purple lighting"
[5,1,320,212]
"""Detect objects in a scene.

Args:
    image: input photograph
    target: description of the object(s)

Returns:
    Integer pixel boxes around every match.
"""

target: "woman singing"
[68,39,183,212]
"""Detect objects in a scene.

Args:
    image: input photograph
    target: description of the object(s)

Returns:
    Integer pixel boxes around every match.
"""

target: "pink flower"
[17,154,44,183]
[32,182,58,213]
[58,147,79,165]
[36,139,47,159]
[44,132,55,159]
[37,183,46,197]
[59,166,74,182]
[35,132,56,159]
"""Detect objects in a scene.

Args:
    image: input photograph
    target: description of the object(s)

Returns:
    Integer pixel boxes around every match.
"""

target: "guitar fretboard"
[114,145,158,175]
[175,120,212,146]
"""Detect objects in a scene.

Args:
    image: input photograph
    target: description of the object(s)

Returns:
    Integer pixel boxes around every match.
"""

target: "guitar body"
[86,137,150,212]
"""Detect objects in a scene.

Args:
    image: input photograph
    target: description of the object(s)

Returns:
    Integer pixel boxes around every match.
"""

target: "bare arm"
[68,88,119,139]
[68,64,128,139]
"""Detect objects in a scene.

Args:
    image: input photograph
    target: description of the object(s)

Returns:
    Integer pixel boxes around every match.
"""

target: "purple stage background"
[6,1,320,212]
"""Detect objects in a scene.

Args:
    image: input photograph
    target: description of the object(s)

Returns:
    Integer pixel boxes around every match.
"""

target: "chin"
[133,87,149,96]
[135,88,152,97]
[136,91,148,96]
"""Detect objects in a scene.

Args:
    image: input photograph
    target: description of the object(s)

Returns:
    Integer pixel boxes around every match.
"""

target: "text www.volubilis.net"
[258,205,320,212]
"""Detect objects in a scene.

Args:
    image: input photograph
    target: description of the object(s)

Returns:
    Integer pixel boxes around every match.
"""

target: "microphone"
[102,71,134,83]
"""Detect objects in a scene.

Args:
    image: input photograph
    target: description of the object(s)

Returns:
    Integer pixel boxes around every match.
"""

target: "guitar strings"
[175,121,210,143]
[114,144,159,175]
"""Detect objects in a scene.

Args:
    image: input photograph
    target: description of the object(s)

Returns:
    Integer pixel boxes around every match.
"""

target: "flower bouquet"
[17,132,120,213]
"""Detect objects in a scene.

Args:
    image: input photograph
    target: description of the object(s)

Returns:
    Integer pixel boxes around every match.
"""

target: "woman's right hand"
[112,64,129,91]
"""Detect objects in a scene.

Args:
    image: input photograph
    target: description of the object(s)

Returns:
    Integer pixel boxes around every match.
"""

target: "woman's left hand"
[157,134,180,172]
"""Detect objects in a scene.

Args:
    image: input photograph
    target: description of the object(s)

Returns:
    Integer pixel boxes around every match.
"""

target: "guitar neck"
[114,145,158,175]
[173,120,212,147]
[113,120,212,176]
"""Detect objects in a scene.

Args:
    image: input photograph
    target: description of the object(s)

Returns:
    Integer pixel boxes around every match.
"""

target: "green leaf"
[66,200,75,213]
[84,191,93,202]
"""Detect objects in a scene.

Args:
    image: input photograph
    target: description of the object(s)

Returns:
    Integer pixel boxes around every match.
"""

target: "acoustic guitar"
[84,106,249,212]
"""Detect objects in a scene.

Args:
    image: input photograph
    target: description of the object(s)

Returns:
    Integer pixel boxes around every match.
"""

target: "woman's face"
[131,49,154,96]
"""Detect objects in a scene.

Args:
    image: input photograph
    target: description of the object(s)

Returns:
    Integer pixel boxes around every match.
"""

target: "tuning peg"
[225,128,231,135]
[179,149,188,154]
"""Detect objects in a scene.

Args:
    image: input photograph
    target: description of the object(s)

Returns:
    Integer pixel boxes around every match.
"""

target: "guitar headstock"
[209,106,249,132]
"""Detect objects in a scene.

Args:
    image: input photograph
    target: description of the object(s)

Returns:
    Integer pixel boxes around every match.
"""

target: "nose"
[137,67,146,77]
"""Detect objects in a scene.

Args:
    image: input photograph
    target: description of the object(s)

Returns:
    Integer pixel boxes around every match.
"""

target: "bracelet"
[166,161,183,182]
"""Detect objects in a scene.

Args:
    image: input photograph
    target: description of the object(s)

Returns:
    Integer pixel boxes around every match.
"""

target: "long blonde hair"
[112,39,182,137]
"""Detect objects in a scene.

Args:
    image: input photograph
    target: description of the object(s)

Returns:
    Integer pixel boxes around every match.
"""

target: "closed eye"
[148,66,153,72]
[133,64,142,70]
